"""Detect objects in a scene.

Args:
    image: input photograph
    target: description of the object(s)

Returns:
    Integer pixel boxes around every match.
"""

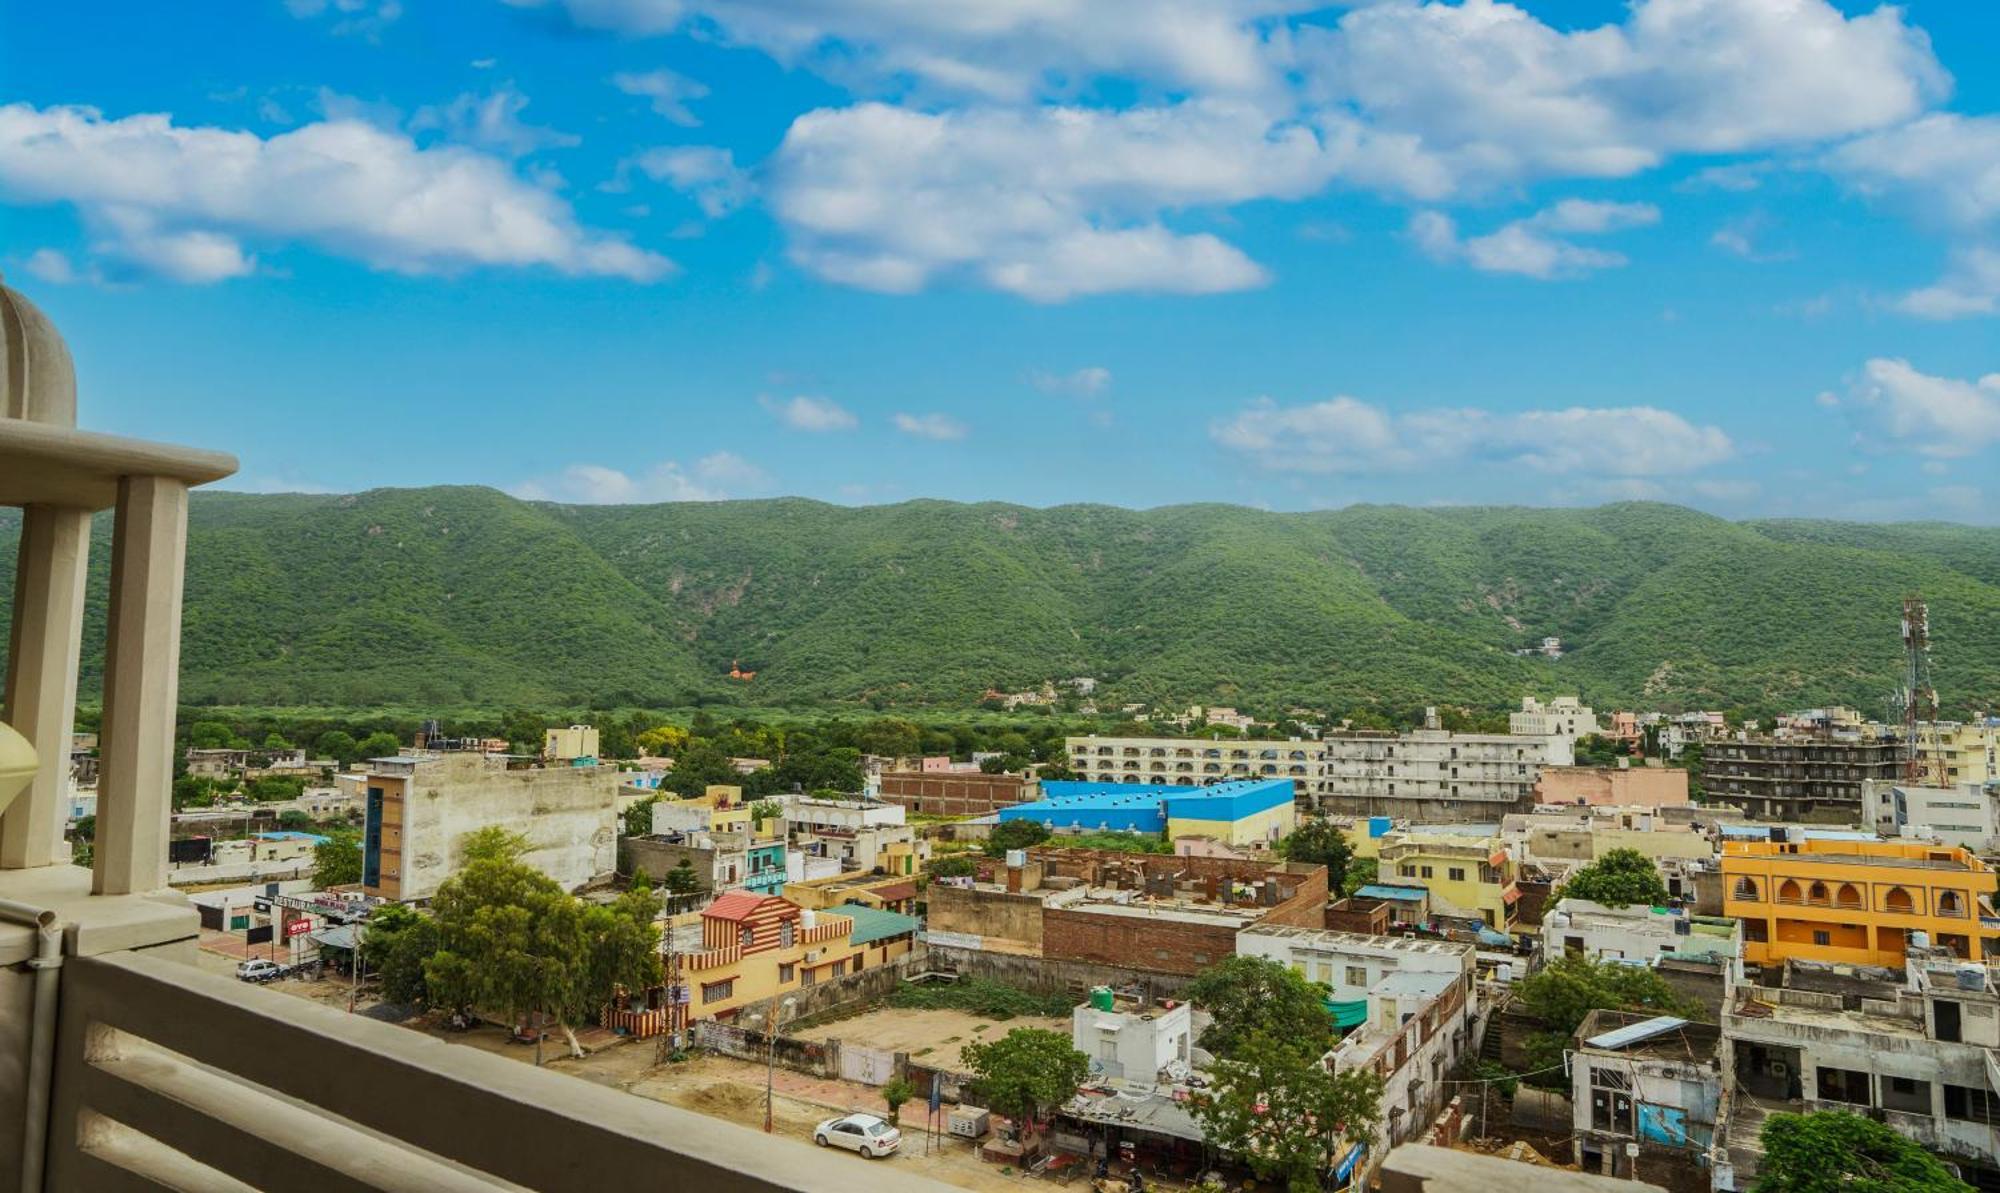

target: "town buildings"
[1717,953,2000,1188]
[1534,764,1689,808]
[661,893,914,1029]
[1236,925,1476,1032]
[1317,708,1576,818]
[876,768,1038,815]
[1377,830,1521,931]
[1911,719,2000,787]
[925,847,1327,981]
[996,778,1296,848]
[1071,988,1195,1081]
[542,724,600,762]
[1861,779,2000,853]
[781,795,927,877]
[1064,734,1319,794]
[358,751,621,902]
[1502,806,1716,867]
[1570,1011,1723,1186]
[1721,839,1999,968]
[1509,696,1601,742]
[1544,898,1741,967]
[1704,736,1904,822]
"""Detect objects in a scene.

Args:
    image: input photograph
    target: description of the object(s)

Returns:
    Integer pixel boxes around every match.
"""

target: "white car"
[235,958,283,983]
[814,1113,901,1158]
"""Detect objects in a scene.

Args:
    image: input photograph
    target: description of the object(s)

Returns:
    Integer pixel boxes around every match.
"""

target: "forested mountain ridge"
[3,488,1998,716]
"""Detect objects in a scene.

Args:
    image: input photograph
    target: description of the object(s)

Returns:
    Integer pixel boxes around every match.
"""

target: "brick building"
[876,770,1039,816]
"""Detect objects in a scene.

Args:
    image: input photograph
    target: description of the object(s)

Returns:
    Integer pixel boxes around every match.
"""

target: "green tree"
[621,795,657,838]
[1183,955,1335,1062]
[1574,734,1627,767]
[354,731,402,761]
[882,1077,916,1123]
[1514,955,1697,1075]
[262,732,291,751]
[926,854,978,879]
[660,858,705,896]
[1281,819,1354,893]
[1753,1110,1970,1193]
[172,776,220,809]
[361,903,439,1006]
[313,832,363,888]
[1341,856,1379,897]
[314,730,359,766]
[423,839,659,1064]
[500,710,547,756]
[1192,1030,1383,1193]
[276,809,314,832]
[983,819,1051,858]
[666,743,739,797]
[188,720,235,750]
[749,800,784,830]
[1555,848,1670,908]
[959,1028,1090,1127]
[1034,756,1078,781]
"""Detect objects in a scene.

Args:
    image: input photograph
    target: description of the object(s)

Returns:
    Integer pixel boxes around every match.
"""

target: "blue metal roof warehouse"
[996,778,1294,834]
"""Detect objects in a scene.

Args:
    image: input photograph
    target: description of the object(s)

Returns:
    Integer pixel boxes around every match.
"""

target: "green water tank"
[1089,986,1115,1011]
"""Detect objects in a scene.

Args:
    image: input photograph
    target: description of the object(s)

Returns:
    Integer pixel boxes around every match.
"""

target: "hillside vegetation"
[3,489,1998,715]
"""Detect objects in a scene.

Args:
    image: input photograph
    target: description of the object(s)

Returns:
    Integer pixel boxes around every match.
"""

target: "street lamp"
[746,996,798,1134]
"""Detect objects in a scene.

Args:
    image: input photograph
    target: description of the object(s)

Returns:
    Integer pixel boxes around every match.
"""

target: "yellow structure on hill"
[1721,839,1999,967]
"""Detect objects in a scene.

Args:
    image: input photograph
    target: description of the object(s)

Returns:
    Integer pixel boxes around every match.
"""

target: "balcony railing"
[46,948,937,1191]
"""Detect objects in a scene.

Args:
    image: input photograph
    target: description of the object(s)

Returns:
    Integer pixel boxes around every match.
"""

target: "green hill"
[3,489,1998,715]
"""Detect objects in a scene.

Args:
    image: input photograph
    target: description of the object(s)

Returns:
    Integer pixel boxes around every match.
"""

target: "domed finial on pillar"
[0,280,78,427]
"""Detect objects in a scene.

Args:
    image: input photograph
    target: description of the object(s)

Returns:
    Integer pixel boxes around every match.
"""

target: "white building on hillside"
[1511,696,1602,742]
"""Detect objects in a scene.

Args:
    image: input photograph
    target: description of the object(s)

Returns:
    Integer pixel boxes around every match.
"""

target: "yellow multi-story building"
[1721,839,1999,967]
[1379,832,1519,930]
[1913,720,2000,787]
[665,892,920,1031]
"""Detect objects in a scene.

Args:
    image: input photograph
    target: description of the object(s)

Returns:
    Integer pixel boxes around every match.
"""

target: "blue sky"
[4,1,1999,520]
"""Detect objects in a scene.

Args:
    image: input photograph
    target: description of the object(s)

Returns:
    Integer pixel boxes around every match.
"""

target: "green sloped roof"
[832,902,920,947]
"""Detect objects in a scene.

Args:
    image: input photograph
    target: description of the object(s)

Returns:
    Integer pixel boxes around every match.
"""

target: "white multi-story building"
[1860,780,2000,854]
[1071,992,1194,1082]
[1316,708,1574,815]
[1235,925,1476,1015]
[1510,696,1602,741]
[1065,735,1319,793]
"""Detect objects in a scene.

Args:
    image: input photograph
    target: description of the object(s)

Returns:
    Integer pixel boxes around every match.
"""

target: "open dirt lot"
[793,1006,1069,1063]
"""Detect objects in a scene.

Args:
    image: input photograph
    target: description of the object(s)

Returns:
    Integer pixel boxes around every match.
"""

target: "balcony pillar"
[1,504,92,869]
[94,476,188,896]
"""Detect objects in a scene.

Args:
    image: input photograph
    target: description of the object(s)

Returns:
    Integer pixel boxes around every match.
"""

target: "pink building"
[1534,765,1689,808]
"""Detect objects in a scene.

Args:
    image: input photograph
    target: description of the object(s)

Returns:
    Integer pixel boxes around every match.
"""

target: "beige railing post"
[93,475,189,896]
[1,504,92,869]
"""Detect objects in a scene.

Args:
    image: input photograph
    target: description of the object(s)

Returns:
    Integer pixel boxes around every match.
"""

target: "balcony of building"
[1,282,934,1192]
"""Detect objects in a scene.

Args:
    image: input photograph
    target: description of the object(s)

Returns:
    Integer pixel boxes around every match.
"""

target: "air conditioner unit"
[804,949,823,963]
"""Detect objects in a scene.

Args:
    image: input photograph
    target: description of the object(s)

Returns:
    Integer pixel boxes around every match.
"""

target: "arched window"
[1836,883,1862,909]
[1777,879,1802,903]
[1937,890,1963,916]
[1733,877,1760,902]
[1807,881,1829,905]
[1884,886,1915,913]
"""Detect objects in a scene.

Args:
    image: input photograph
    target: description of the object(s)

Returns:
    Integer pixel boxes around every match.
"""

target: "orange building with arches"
[1722,839,1999,968]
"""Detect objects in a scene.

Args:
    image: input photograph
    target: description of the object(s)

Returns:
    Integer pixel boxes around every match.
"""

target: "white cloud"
[1825,114,2000,318]
[1305,0,1946,195]
[892,412,969,441]
[1709,212,1789,262]
[409,85,580,157]
[770,99,1327,300]
[760,394,857,432]
[1831,357,2000,458]
[1030,366,1112,397]
[1897,247,2000,320]
[610,69,710,127]
[287,0,402,38]
[0,102,670,284]
[512,451,767,503]
[623,145,752,217]
[1412,199,1657,279]
[1211,395,1733,476]
[22,248,89,285]
[504,0,1295,100]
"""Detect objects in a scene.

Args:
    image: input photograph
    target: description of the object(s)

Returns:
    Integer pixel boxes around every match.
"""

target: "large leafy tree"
[354,730,403,761]
[361,903,440,1006]
[424,831,660,1063]
[983,819,1051,858]
[1191,1030,1383,1193]
[1753,1110,1970,1193]
[1282,819,1354,893]
[1556,847,1670,908]
[1183,955,1336,1062]
[312,832,362,888]
[959,1028,1090,1128]
[1514,954,1696,1074]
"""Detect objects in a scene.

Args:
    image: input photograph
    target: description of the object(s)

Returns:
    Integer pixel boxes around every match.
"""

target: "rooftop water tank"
[1090,986,1115,1011]
[800,909,817,930]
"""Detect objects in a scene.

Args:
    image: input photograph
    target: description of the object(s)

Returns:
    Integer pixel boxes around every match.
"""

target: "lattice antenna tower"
[1900,594,1942,784]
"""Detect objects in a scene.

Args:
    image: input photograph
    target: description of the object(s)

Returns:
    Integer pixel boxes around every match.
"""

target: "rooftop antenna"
[1899,594,1944,785]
